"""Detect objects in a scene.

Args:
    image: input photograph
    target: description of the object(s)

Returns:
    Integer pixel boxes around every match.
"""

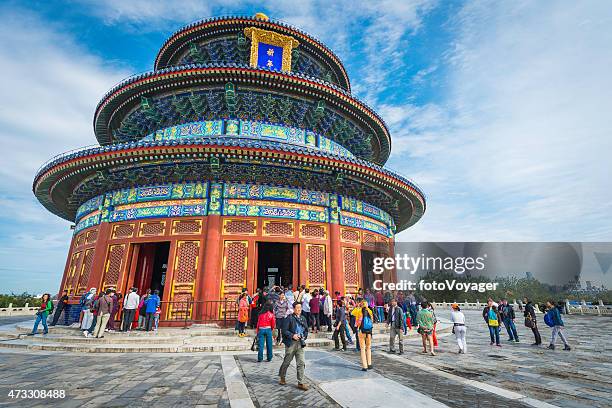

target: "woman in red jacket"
[256,301,276,362]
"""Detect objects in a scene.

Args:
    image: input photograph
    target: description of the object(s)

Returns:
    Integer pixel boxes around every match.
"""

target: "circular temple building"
[33,14,425,325]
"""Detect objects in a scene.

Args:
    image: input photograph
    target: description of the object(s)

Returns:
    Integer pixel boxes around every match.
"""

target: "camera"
[300,338,307,348]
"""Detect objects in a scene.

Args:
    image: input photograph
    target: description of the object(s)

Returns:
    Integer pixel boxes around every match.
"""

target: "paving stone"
[236,353,340,408]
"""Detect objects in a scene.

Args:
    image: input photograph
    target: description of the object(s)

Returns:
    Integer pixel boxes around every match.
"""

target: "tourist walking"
[145,290,161,331]
[278,302,309,391]
[485,302,502,347]
[309,289,321,333]
[386,298,404,354]
[523,297,542,346]
[28,293,53,335]
[500,299,519,342]
[406,291,418,325]
[450,303,467,353]
[355,300,374,370]
[237,292,250,337]
[273,292,290,344]
[122,287,140,332]
[545,301,571,351]
[50,290,69,326]
[256,302,276,362]
[416,301,436,356]
[80,288,96,336]
[92,289,114,338]
[332,299,347,351]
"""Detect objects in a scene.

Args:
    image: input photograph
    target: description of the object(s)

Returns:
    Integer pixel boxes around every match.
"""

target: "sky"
[0,0,611,293]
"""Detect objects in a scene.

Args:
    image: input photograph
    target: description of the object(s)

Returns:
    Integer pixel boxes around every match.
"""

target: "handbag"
[250,336,258,352]
[488,318,499,327]
[524,316,535,328]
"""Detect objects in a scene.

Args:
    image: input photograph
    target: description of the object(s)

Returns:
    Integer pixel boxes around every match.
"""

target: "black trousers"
[50,307,64,326]
[145,312,155,331]
[122,309,136,331]
[311,313,320,331]
[332,322,347,350]
[531,324,542,344]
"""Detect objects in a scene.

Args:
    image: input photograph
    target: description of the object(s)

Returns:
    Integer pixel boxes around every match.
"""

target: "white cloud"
[393,0,612,241]
[77,0,436,104]
[0,8,127,292]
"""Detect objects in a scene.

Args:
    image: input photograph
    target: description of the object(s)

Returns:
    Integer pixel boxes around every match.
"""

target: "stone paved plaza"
[0,311,610,407]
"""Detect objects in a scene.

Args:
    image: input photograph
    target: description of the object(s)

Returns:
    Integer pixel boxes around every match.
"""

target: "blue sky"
[1,1,611,293]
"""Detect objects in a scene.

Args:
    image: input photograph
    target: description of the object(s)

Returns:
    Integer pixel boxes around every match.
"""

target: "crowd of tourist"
[27,284,572,388]
[230,286,573,389]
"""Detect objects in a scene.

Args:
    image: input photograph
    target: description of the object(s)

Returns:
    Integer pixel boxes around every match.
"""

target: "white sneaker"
[83,331,89,338]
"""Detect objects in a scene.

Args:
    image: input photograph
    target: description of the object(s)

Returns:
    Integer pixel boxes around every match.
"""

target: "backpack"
[362,312,373,331]
[488,309,499,327]
[79,293,88,307]
[544,311,554,327]
[48,301,54,314]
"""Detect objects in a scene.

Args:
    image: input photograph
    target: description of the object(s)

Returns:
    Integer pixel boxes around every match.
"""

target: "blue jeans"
[489,325,500,345]
[503,319,519,341]
[31,313,49,334]
[344,324,353,343]
[257,328,273,362]
[376,306,385,322]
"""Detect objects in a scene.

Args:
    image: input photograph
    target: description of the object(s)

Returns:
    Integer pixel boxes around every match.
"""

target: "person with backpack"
[50,290,69,326]
[500,299,519,342]
[92,289,114,338]
[80,288,96,337]
[145,290,161,331]
[485,302,502,347]
[256,302,276,362]
[545,300,571,351]
[386,298,404,354]
[355,300,374,370]
[27,293,53,336]
[416,301,436,356]
[237,292,250,337]
[523,297,542,346]
[332,299,347,351]
[137,289,151,330]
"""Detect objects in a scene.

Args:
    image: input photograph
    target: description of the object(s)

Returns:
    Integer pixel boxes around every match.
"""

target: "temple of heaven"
[33,14,425,325]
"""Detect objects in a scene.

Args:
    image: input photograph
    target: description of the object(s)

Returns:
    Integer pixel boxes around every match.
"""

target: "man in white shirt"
[122,287,140,332]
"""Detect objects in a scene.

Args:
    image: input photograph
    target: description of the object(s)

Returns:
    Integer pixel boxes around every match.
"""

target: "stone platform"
[0,321,442,353]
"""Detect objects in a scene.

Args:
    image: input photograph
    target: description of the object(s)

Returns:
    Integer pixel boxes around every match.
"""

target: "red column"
[329,223,345,295]
[200,215,222,303]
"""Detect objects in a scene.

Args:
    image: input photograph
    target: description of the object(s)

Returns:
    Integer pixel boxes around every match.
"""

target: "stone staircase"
[0,321,450,353]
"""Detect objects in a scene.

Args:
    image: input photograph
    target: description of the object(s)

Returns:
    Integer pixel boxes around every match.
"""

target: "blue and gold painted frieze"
[76,195,104,222]
[224,183,329,207]
[141,120,354,158]
[223,199,328,222]
[73,182,393,237]
[340,196,395,230]
[109,199,207,222]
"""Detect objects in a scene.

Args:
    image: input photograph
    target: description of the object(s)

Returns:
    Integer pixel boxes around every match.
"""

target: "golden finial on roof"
[254,12,269,21]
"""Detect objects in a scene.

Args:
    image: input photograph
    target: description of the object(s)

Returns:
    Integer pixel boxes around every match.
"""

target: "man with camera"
[278,302,309,391]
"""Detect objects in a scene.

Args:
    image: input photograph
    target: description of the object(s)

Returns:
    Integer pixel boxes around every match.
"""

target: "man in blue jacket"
[145,290,161,332]
[545,301,571,351]
[500,299,519,342]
